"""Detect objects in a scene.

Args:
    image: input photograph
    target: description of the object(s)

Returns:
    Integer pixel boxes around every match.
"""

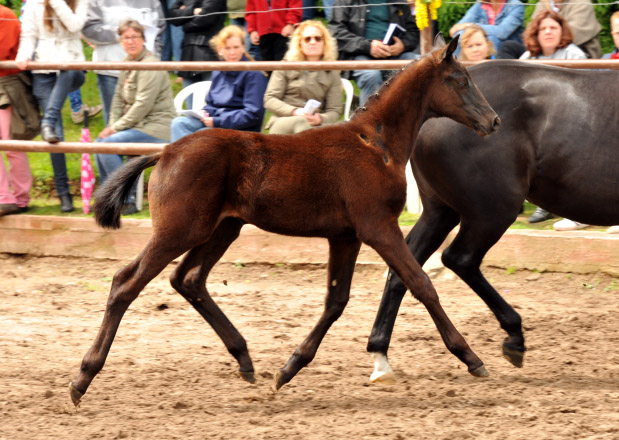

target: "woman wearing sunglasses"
[263,20,343,135]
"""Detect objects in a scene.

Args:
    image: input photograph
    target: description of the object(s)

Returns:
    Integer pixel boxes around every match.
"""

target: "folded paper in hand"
[382,23,406,45]
[303,99,321,115]
[178,109,203,119]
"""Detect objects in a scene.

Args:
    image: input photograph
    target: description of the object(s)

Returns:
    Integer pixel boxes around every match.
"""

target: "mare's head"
[426,36,500,136]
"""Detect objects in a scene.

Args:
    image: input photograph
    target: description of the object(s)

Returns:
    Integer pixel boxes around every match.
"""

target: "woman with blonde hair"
[170,25,268,141]
[459,25,496,61]
[263,20,343,135]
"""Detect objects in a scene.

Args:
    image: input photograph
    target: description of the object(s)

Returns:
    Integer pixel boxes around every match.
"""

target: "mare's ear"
[432,33,446,50]
[438,35,459,63]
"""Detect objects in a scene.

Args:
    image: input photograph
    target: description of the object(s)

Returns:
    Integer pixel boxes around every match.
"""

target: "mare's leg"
[367,203,460,382]
[169,218,256,382]
[69,238,196,406]
[441,217,525,367]
[361,221,487,377]
[273,237,361,390]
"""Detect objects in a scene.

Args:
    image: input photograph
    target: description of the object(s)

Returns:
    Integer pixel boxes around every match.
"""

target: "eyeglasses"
[302,35,323,44]
[121,36,143,42]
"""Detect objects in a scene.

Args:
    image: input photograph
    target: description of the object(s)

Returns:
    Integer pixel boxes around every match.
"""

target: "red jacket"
[0,5,20,77]
[245,0,302,37]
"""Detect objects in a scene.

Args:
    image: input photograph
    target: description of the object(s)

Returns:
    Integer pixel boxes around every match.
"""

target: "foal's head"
[427,36,500,136]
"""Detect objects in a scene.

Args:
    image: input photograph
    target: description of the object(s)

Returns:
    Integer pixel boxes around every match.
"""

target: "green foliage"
[436,0,618,55]
[0,0,21,16]
[594,0,619,54]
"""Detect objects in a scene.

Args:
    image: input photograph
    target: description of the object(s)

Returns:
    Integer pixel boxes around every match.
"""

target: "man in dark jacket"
[168,0,227,88]
[328,0,420,105]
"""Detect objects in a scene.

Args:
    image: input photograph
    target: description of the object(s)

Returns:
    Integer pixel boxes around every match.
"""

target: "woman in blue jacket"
[170,25,268,141]
[449,0,525,51]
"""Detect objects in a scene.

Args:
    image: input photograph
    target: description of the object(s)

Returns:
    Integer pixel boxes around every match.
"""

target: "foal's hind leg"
[441,218,525,367]
[367,204,460,383]
[69,239,190,406]
[169,218,256,382]
[273,237,361,390]
[362,221,487,378]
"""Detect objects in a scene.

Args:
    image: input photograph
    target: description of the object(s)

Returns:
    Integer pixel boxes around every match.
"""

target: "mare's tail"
[94,154,161,230]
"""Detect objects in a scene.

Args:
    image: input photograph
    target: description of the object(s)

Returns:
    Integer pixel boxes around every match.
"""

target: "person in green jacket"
[95,19,175,215]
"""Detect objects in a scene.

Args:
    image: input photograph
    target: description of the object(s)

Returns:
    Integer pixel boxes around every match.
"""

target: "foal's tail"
[94,154,161,230]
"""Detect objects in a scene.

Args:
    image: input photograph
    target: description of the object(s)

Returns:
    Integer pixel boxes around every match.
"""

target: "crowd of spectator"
[0,0,617,232]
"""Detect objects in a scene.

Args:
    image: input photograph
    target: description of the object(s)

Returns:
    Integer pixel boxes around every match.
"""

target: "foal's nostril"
[492,116,501,130]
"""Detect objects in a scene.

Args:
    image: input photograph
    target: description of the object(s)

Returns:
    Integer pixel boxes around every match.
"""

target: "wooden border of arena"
[0,59,618,72]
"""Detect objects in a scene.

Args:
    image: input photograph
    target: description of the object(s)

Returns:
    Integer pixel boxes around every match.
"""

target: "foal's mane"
[351,53,436,119]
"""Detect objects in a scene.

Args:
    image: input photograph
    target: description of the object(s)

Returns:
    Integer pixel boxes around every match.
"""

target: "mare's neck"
[356,59,434,165]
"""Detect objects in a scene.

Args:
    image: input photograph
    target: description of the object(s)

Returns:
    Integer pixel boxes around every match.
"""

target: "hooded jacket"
[82,0,166,77]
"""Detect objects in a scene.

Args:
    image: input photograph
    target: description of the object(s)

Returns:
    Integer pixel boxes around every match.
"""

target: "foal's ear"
[432,33,446,50]
[438,35,459,63]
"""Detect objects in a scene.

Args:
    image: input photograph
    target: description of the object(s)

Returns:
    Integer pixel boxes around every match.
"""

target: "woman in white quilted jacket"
[16,0,89,212]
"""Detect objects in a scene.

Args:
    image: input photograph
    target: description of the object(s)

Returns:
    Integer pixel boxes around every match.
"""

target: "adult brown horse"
[368,60,619,384]
[69,37,500,406]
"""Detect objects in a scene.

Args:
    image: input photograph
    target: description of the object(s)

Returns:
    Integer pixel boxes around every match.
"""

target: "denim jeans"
[68,89,82,113]
[162,0,184,62]
[322,0,334,20]
[32,70,85,196]
[170,115,209,142]
[302,0,316,20]
[96,74,118,126]
[353,52,417,105]
[95,129,168,203]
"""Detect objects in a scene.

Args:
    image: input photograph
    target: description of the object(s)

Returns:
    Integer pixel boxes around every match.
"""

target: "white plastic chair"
[135,81,213,211]
[173,80,212,111]
[341,78,354,121]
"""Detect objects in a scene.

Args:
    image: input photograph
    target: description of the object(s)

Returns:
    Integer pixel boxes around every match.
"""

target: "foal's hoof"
[68,382,83,407]
[502,345,525,368]
[238,370,256,384]
[468,364,489,378]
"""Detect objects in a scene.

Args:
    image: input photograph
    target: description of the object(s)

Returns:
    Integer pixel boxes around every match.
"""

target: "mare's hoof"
[239,370,256,384]
[69,382,83,407]
[272,370,287,392]
[369,370,396,385]
[502,345,524,368]
[469,364,489,377]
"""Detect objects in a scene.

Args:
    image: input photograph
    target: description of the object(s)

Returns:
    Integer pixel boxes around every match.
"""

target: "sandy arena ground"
[0,254,617,439]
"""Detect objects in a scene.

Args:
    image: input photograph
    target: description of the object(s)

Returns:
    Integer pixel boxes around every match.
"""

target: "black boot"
[59,193,74,213]
[41,125,60,144]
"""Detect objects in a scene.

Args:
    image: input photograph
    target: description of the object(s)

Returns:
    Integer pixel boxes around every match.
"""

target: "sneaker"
[528,207,553,223]
[553,218,589,231]
[71,104,103,124]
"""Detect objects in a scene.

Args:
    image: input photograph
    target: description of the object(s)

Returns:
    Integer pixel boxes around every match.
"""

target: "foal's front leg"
[273,237,361,390]
[170,218,256,382]
[362,222,488,378]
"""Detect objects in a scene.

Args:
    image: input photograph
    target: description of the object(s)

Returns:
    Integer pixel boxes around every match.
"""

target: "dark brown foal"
[69,36,500,406]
